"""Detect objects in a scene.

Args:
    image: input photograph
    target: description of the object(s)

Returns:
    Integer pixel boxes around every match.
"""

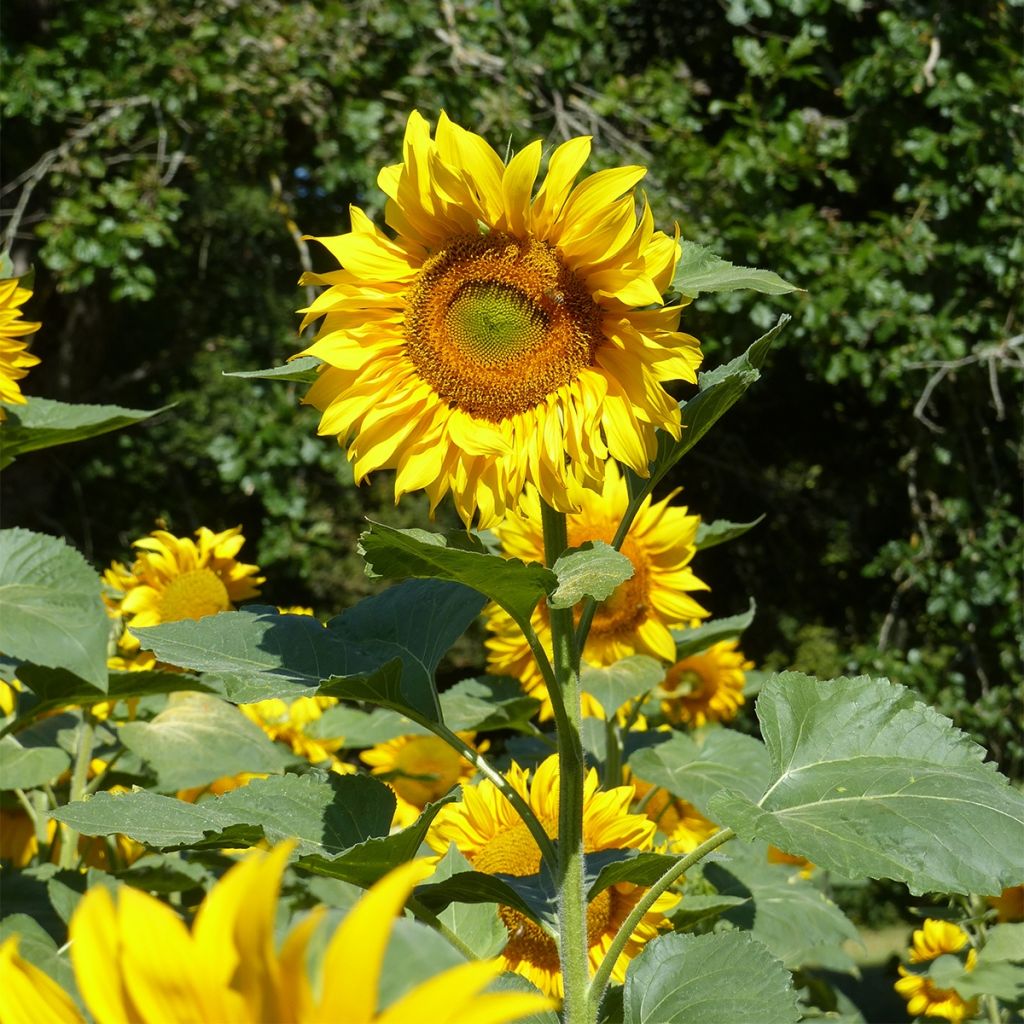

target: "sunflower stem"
[425,720,558,872]
[586,826,736,1016]
[540,501,590,1024]
[59,710,95,870]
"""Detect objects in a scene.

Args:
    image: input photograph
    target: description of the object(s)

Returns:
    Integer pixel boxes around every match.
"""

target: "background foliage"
[2,0,1021,771]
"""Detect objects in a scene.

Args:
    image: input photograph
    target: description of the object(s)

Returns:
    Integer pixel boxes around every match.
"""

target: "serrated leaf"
[623,931,800,1023]
[587,849,680,898]
[439,676,541,732]
[671,602,755,660]
[215,772,395,856]
[118,693,295,790]
[672,242,801,299]
[705,849,860,971]
[629,729,771,816]
[0,397,165,468]
[0,735,70,789]
[707,673,1024,896]
[581,656,664,717]
[695,516,765,550]
[51,790,244,848]
[549,542,634,609]
[0,528,109,689]
[667,893,748,930]
[224,355,322,383]
[413,867,542,925]
[431,846,508,958]
[359,522,554,633]
[642,317,788,493]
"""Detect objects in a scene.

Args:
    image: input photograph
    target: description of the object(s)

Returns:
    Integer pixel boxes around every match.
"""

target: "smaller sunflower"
[105,526,264,653]
[630,776,718,854]
[485,461,709,719]
[987,885,1024,923]
[240,696,345,768]
[427,754,677,998]
[0,274,41,420]
[658,632,752,728]
[361,732,487,828]
[895,919,978,1024]
[766,846,815,879]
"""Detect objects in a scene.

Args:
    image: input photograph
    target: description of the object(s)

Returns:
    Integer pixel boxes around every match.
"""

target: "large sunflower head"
[894,919,978,1024]
[485,460,709,718]
[360,731,487,829]
[298,111,702,528]
[658,634,752,729]
[106,526,264,651]
[427,754,677,998]
[0,275,41,420]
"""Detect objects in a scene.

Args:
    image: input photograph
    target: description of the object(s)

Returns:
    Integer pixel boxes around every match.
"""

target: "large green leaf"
[670,602,755,661]
[118,693,296,790]
[581,656,664,718]
[623,931,800,1023]
[0,735,70,789]
[705,846,860,972]
[672,242,802,299]
[307,706,421,749]
[0,397,164,469]
[629,729,771,815]
[708,673,1024,895]
[0,528,109,689]
[359,523,554,632]
[549,542,633,609]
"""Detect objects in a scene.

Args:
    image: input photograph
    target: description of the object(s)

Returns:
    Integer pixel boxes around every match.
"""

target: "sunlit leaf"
[549,542,633,609]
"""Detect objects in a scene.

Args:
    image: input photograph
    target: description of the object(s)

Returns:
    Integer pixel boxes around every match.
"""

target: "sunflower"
[0,275,41,420]
[240,696,345,768]
[297,111,702,529]
[427,754,677,998]
[988,885,1024,923]
[104,526,264,653]
[630,776,718,854]
[894,919,979,1023]
[485,460,708,719]
[766,845,815,879]
[360,731,487,828]
[658,633,752,728]
[0,843,554,1024]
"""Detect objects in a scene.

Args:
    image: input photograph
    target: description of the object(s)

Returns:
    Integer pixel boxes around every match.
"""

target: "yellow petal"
[500,140,542,236]
[0,937,84,1024]
[70,887,133,1024]
[532,136,592,236]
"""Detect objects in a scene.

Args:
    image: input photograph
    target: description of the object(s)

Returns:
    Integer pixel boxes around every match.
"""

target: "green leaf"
[623,931,800,1024]
[431,847,508,958]
[549,542,634,609]
[587,849,680,898]
[215,772,395,856]
[224,355,322,383]
[671,602,755,660]
[708,673,1024,895]
[359,523,555,634]
[629,729,772,816]
[928,947,1024,1003]
[0,528,109,690]
[705,848,860,971]
[413,857,543,926]
[695,516,765,550]
[307,706,421,748]
[116,853,212,893]
[378,919,467,1010]
[581,656,664,717]
[981,923,1024,963]
[0,397,165,469]
[644,317,789,492]
[672,241,801,299]
[118,693,296,790]
[667,893,748,930]
[50,790,246,848]
[299,791,454,888]
[0,735,70,789]
[440,676,541,732]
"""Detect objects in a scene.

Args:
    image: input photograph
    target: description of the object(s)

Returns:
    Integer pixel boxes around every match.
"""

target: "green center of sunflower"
[444,282,549,364]
[158,568,230,623]
[405,233,603,421]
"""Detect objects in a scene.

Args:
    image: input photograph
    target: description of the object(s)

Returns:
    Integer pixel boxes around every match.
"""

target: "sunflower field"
[1,2,1022,1023]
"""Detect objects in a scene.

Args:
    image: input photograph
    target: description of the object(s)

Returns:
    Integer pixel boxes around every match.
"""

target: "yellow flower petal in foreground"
[104,525,264,653]
[8,844,552,1024]
[0,275,41,420]
[659,631,752,728]
[894,919,979,1024]
[485,460,709,718]
[427,754,678,997]
[297,110,702,528]
[361,731,488,828]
